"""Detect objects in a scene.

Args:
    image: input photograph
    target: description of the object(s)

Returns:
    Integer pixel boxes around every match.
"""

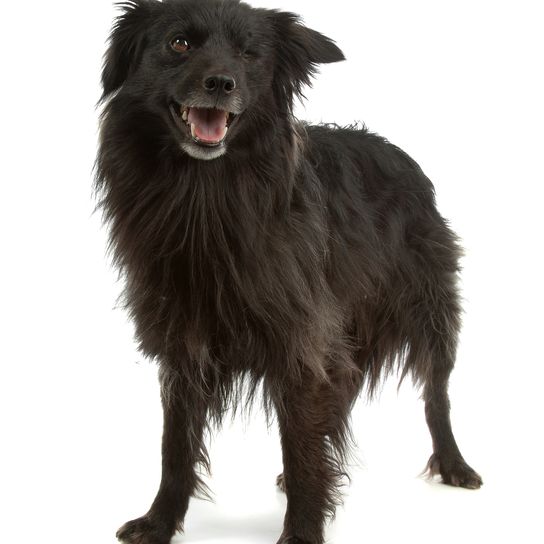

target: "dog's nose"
[203,75,236,95]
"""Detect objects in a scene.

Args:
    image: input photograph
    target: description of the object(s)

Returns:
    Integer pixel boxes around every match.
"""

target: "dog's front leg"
[272,369,352,544]
[116,367,210,544]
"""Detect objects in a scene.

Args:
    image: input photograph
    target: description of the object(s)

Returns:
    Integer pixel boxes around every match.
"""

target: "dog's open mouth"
[170,103,237,147]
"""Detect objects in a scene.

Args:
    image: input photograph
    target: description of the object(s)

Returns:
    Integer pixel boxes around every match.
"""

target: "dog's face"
[101,0,344,161]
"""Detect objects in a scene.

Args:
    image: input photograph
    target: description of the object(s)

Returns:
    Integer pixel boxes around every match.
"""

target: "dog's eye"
[171,36,190,53]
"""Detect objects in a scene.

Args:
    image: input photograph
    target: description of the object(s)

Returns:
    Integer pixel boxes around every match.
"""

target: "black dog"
[96,1,482,543]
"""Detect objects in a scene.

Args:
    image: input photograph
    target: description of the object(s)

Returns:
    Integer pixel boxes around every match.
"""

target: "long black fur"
[96,1,482,543]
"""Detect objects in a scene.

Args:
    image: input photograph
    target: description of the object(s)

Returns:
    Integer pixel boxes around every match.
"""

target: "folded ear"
[271,11,345,106]
[101,1,153,100]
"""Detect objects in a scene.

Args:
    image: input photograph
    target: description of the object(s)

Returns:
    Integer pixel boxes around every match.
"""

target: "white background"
[1,1,543,543]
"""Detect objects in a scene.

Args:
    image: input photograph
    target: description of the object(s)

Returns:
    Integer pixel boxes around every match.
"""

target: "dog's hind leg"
[270,365,359,544]
[406,275,483,490]
[423,361,482,489]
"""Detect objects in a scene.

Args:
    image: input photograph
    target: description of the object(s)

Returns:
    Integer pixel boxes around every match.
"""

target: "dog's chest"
[143,227,328,362]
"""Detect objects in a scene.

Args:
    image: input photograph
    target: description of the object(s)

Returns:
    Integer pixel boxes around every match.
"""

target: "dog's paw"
[276,472,286,493]
[116,515,172,544]
[425,453,483,489]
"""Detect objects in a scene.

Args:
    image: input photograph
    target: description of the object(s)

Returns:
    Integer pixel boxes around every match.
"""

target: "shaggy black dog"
[96,1,482,543]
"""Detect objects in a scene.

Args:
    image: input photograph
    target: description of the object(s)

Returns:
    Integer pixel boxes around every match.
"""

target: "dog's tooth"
[182,109,188,122]
[191,123,197,139]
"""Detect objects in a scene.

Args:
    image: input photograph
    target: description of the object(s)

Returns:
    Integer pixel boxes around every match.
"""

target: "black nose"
[203,74,236,94]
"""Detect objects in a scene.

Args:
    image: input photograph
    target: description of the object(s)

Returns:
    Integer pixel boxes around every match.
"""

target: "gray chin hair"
[181,141,227,161]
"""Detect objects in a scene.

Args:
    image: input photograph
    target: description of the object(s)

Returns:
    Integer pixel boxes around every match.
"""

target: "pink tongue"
[187,108,227,143]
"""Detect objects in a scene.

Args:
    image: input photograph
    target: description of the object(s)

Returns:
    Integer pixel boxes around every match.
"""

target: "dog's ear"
[271,11,345,105]
[101,1,153,100]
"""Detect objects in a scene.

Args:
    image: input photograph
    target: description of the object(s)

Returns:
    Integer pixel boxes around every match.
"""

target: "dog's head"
[101,0,344,161]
